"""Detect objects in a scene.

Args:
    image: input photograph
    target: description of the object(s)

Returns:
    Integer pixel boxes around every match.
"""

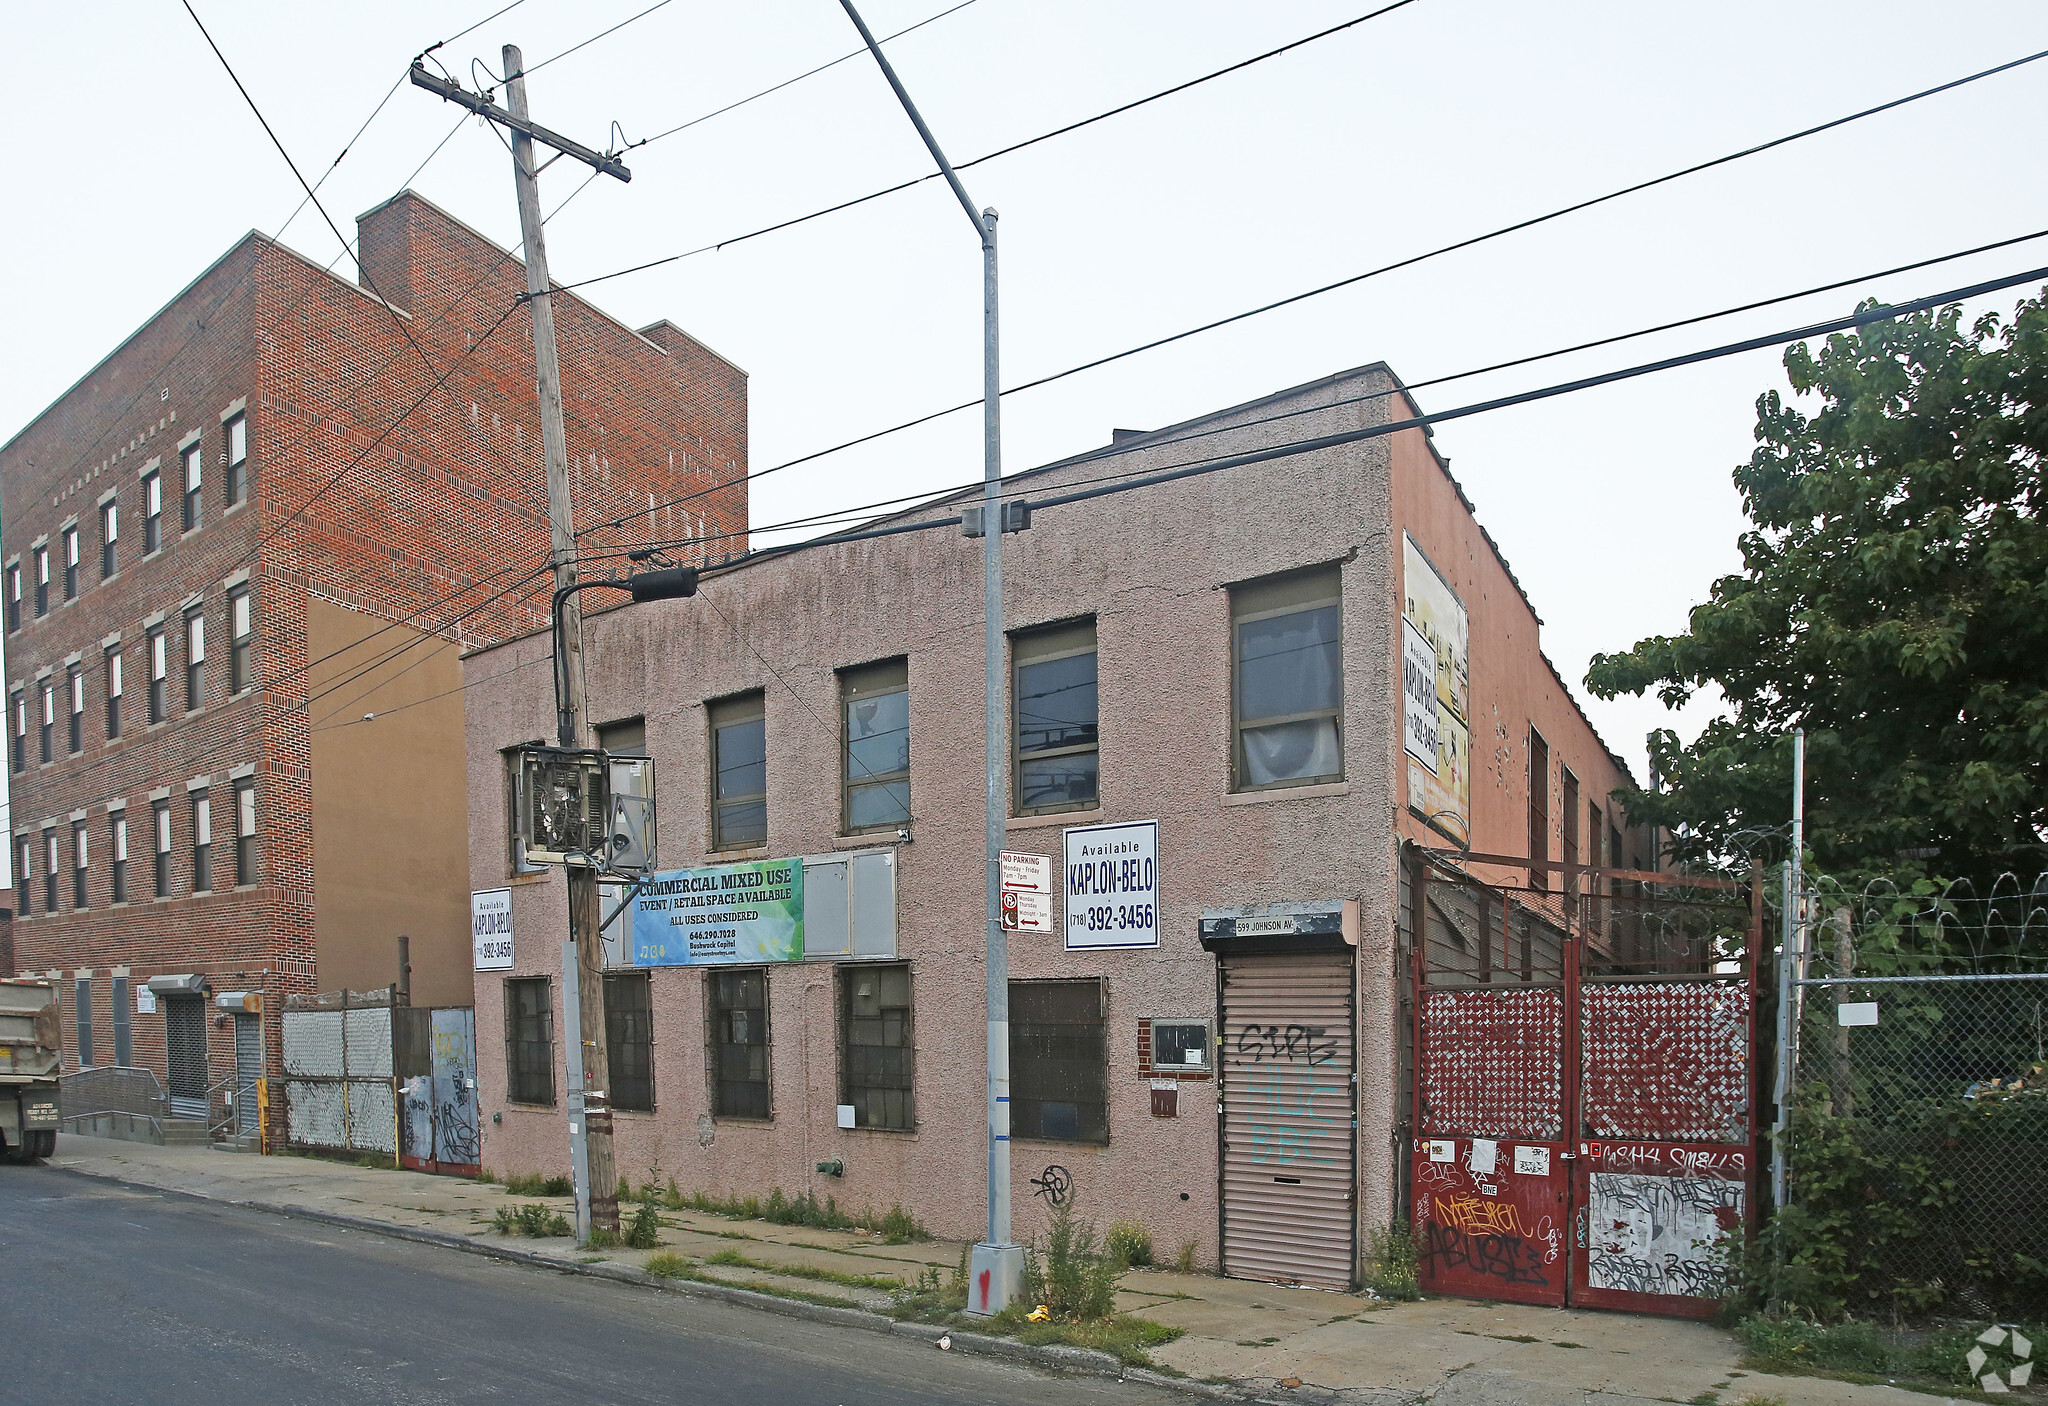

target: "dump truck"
[0,977,61,1162]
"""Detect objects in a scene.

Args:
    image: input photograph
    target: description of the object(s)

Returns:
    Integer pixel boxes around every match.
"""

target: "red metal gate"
[1408,848,1757,1317]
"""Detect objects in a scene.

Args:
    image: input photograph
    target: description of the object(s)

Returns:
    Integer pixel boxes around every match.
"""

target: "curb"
[52,1157,1246,1400]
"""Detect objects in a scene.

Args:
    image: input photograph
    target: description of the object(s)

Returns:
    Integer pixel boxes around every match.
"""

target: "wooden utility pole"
[411,46,632,1240]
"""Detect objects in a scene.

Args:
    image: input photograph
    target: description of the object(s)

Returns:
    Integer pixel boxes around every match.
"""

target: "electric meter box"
[515,746,659,874]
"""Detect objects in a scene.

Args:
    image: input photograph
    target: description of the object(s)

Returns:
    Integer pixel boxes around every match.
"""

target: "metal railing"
[57,1066,169,1141]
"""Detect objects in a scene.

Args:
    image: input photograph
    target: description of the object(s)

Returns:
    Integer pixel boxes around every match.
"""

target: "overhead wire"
[519,0,676,77]
[580,35,2048,543]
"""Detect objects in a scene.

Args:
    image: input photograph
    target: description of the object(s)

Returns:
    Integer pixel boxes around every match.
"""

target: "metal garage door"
[165,996,209,1120]
[1218,951,1356,1288]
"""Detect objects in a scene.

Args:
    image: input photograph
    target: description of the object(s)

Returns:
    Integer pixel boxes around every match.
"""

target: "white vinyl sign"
[472,888,514,970]
[1063,819,1159,950]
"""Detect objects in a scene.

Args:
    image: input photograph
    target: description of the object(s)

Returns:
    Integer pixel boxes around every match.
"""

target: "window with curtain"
[1231,567,1342,791]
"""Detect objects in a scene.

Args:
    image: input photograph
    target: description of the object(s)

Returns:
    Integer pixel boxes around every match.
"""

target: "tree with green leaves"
[1587,289,2048,886]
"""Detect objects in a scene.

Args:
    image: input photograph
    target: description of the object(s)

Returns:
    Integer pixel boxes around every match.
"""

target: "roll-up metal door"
[233,1012,263,1134]
[165,996,209,1119]
[1218,950,1356,1288]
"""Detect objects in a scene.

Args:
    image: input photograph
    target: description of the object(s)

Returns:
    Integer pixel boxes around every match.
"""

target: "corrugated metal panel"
[165,996,208,1116]
[283,1011,344,1077]
[1218,951,1356,1290]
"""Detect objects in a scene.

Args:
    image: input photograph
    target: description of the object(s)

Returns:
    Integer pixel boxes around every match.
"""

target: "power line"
[520,0,675,77]
[655,262,2048,581]
[540,0,1426,299]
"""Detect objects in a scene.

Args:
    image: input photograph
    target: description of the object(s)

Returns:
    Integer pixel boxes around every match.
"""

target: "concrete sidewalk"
[40,1135,1953,1406]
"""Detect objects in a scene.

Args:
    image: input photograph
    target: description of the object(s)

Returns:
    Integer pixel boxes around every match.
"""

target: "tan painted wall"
[308,595,472,1007]
[1387,396,1641,866]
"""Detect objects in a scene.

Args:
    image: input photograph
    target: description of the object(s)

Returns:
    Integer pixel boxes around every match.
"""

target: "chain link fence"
[1784,878,2048,1321]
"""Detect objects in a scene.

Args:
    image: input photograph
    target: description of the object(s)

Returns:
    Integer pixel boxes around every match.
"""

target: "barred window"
[604,972,654,1113]
[840,964,914,1130]
[505,977,554,1105]
[1010,979,1108,1144]
[710,968,770,1119]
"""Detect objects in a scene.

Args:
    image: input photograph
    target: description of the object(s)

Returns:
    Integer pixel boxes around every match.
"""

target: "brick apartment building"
[2,191,745,1145]
[463,364,1657,1291]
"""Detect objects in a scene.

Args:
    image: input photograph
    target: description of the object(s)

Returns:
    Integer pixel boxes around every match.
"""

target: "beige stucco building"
[461,363,1640,1287]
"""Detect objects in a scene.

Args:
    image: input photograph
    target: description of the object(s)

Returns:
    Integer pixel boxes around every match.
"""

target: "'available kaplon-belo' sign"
[631,857,805,965]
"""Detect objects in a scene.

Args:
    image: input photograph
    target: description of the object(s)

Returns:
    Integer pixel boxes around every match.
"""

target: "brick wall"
[3,191,747,1144]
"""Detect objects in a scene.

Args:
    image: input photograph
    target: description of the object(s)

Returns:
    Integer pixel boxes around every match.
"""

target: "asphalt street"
[0,1164,1176,1406]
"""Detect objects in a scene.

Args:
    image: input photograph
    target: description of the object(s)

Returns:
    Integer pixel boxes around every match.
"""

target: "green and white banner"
[631,858,804,966]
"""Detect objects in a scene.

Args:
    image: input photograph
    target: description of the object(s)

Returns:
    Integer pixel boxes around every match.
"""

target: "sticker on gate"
[1514,1145,1550,1176]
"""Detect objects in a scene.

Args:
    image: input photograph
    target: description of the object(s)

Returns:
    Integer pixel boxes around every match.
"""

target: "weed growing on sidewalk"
[624,1201,663,1250]
[500,1171,574,1197]
[493,1203,573,1238]
[1363,1224,1422,1301]
[1736,1314,2048,1397]
[1024,1200,1120,1320]
[641,1252,862,1310]
[1107,1220,1154,1268]
[704,1248,902,1293]
[674,1186,927,1241]
[1175,1240,1200,1274]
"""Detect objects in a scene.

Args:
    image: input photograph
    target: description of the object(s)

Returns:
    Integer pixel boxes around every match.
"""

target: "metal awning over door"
[1217,950,1356,1288]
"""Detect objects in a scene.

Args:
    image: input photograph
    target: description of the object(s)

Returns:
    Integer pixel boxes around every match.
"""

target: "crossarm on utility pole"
[409,63,632,182]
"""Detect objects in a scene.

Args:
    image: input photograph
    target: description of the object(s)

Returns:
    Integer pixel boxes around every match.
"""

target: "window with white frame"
[182,442,203,531]
[225,413,249,506]
[235,779,256,886]
[184,608,205,711]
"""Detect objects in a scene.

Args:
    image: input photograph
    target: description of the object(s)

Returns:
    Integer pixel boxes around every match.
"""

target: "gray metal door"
[165,996,208,1120]
[1218,951,1357,1288]
[233,1013,263,1134]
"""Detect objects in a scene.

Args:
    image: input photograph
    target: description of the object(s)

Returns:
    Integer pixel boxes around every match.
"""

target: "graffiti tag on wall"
[1583,1171,1742,1298]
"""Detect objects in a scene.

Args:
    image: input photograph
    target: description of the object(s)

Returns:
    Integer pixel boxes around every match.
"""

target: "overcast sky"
[4,0,2045,863]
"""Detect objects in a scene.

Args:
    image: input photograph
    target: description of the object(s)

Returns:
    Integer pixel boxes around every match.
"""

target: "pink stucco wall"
[463,363,1629,1279]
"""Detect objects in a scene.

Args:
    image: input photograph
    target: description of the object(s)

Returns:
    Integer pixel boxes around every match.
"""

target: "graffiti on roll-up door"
[1235,1023,1342,1166]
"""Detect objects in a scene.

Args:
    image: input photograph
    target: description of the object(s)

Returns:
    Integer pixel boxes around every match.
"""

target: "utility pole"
[410,46,632,1243]
[840,0,1020,1315]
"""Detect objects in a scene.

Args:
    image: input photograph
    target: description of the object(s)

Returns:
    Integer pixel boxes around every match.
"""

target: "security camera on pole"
[840,0,1029,1315]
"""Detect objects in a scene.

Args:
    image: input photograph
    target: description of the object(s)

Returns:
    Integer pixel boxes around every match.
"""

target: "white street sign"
[999,850,1052,893]
[1063,819,1159,950]
[1000,850,1055,933]
[472,888,514,970]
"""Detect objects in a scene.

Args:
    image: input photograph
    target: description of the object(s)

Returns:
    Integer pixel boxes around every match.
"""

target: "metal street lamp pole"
[839,0,1020,1316]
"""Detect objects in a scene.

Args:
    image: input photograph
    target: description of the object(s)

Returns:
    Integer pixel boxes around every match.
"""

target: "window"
[841,660,909,833]
[604,972,654,1113]
[840,964,914,1130]
[34,546,48,617]
[505,977,555,1105]
[43,831,58,913]
[153,800,171,899]
[1231,567,1342,791]
[15,837,30,916]
[143,470,162,553]
[1528,728,1550,889]
[67,665,82,754]
[5,563,17,631]
[105,646,122,740]
[10,691,22,772]
[111,814,128,905]
[184,608,205,711]
[234,779,256,887]
[1610,822,1624,877]
[101,500,118,578]
[229,588,252,694]
[191,790,212,893]
[148,627,167,724]
[709,694,766,850]
[182,442,203,531]
[1014,621,1099,815]
[1148,1018,1213,1073]
[75,977,92,1069]
[72,821,87,909]
[1561,768,1580,898]
[709,968,770,1118]
[62,527,79,601]
[39,682,54,764]
[112,975,131,1066]
[1010,980,1108,1143]
[225,413,248,506]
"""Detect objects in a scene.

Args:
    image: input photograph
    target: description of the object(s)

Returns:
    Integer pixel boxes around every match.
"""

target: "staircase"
[161,1118,210,1148]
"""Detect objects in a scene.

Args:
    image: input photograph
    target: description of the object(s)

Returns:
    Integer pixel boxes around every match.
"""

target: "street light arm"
[551,569,698,746]
[838,0,985,240]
